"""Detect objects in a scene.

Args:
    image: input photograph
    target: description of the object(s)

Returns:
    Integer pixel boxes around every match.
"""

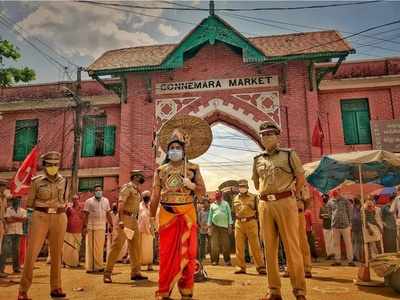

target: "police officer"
[0,178,8,278]
[233,179,266,275]
[253,122,306,300]
[104,170,148,283]
[18,151,67,300]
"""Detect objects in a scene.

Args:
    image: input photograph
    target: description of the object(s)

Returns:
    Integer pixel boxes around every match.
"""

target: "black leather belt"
[35,207,65,214]
[260,191,293,201]
[237,216,257,222]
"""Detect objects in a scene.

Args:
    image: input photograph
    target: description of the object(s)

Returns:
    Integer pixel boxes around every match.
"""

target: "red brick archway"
[154,93,279,162]
[203,111,263,150]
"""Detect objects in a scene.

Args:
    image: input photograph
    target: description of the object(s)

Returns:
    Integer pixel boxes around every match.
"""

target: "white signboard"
[155,75,278,95]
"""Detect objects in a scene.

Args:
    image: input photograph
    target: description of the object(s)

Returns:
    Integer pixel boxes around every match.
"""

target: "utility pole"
[64,67,88,197]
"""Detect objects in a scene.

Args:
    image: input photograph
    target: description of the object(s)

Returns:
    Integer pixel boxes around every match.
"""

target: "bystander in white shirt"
[5,207,26,235]
[84,196,111,230]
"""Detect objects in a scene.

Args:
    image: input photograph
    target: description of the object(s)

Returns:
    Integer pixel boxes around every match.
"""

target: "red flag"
[312,117,324,155]
[10,146,39,196]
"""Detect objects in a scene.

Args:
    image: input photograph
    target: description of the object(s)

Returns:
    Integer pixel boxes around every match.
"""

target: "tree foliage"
[0,39,35,87]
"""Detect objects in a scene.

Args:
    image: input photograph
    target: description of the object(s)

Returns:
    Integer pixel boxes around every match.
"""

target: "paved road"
[1,260,398,299]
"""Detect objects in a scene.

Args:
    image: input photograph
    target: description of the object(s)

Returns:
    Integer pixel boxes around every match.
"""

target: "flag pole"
[357,164,371,282]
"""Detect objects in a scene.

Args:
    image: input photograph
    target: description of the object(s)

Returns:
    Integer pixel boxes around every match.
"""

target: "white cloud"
[158,23,180,37]
[15,2,163,59]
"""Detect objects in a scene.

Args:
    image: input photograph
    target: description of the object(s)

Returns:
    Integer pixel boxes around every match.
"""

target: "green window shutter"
[341,99,371,145]
[103,125,116,156]
[78,177,104,192]
[81,126,96,157]
[356,110,372,144]
[342,111,358,145]
[13,120,38,161]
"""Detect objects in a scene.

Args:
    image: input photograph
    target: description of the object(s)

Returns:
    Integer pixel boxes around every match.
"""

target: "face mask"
[12,200,20,209]
[262,135,278,149]
[168,149,183,162]
[95,191,102,199]
[112,207,118,213]
[143,196,150,203]
[239,188,248,194]
[139,177,145,184]
[46,166,59,176]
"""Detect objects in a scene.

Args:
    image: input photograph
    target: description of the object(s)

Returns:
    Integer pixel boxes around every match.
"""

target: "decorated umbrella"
[331,182,383,198]
[158,115,213,177]
[305,150,400,283]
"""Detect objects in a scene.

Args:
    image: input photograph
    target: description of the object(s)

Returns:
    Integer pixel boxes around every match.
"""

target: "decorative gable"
[159,15,266,69]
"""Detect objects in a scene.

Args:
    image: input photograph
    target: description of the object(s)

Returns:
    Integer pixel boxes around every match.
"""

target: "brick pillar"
[283,61,312,163]
[123,74,156,192]
[391,86,400,118]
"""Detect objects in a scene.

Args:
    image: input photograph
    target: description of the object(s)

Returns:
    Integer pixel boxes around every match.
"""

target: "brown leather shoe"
[131,273,148,280]
[257,267,267,275]
[17,292,31,300]
[281,270,290,278]
[103,272,112,283]
[296,296,307,300]
[260,295,283,300]
[234,268,246,274]
[50,289,66,298]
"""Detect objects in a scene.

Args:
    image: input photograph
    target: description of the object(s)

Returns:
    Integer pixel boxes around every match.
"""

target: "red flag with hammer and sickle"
[10,146,39,196]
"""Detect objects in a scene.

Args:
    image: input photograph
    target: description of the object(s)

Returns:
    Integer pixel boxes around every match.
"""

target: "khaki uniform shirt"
[27,174,66,208]
[153,162,206,203]
[233,192,258,218]
[119,182,141,215]
[252,148,304,195]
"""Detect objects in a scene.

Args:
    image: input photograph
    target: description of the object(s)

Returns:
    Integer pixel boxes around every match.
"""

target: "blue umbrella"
[307,154,400,194]
[306,150,400,266]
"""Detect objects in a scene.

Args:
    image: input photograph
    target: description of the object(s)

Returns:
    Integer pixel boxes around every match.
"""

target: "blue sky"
[193,123,262,192]
[1,1,400,191]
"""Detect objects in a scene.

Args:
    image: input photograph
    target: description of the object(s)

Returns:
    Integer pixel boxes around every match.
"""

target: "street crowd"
[0,121,399,300]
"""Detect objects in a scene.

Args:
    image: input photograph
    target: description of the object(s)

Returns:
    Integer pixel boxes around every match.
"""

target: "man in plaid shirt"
[328,192,355,266]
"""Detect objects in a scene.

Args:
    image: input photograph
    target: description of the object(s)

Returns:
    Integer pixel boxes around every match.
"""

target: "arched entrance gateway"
[88,13,353,187]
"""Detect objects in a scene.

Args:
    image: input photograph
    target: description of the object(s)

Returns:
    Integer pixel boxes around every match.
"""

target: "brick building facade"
[1,15,399,247]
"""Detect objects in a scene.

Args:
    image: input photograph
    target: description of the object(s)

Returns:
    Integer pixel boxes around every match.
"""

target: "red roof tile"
[88,30,353,72]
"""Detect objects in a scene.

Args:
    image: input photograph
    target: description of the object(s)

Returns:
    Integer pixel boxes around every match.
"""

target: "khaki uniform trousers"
[287,212,312,274]
[20,211,67,293]
[235,219,264,270]
[259,197,306,297]
[105,215,141,276]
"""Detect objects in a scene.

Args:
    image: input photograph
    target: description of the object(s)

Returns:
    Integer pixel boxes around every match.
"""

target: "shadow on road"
[202,277,234,286]
[358,286,399,298]
[310,275,354,284]
[110,280,158,287]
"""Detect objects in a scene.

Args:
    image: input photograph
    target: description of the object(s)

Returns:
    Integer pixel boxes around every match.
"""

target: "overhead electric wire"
[77,1,383,12]
[220,11,400,55]
[219,10,400,47]
[0,13,79,68]
[79,0,400,60]
[76,0,256,37]
[0,15,74,81]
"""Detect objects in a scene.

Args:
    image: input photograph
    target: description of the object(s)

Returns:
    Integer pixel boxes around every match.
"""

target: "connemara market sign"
[155,75,278,95]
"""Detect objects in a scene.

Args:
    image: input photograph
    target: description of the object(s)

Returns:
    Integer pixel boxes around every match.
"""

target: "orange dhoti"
[157,203,197,298]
